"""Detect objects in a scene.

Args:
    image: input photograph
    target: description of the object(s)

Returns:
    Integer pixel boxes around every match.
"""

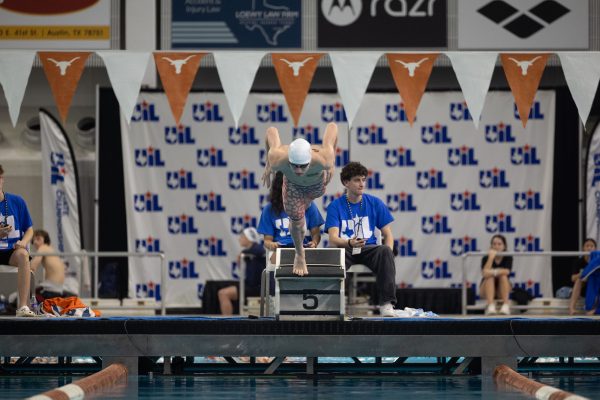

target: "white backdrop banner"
[586,124,600,246]
[40,110,87,295]
[121,91,554,306]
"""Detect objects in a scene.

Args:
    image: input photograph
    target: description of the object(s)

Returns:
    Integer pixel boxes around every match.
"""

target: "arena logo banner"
[318,0,447,48]
[170,0,301,49]
[458,0,588,49]
[0,0,111,50]
[39,109,88,295]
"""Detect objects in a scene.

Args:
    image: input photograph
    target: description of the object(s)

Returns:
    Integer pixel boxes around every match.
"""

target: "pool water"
[2,375,599,399]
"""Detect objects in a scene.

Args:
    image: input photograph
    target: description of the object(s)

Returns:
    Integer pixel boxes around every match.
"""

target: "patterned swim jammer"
[282,175,326,221]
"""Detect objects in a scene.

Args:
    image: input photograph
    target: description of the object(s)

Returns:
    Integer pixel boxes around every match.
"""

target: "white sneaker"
[485,303,497,315]
[379,303,398,317]
[499,303,510,315]
[16,306,36,318]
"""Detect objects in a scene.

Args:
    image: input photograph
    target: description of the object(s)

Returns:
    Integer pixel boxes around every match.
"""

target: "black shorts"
[0,249,14,265]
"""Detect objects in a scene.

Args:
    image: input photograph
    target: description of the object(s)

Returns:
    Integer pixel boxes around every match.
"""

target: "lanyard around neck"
[345,194,364,237]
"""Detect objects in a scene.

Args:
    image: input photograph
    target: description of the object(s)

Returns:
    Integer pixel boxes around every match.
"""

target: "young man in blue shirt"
[0,164,36,317]
[325,162,399,317]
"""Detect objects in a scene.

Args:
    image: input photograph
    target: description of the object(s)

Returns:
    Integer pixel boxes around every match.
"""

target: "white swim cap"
[288,138,311,165]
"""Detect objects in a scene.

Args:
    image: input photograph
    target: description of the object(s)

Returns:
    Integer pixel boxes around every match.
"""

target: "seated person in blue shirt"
[325,162,399,317]
[258,172,324,258]
[218,227,266,315]
[569,238,596,315]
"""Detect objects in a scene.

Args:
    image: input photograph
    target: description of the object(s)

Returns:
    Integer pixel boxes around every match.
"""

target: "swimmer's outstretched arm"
[321,123,338,185]
[262,127,287,188]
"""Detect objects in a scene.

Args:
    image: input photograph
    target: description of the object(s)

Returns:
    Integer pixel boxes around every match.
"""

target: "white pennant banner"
[445,52,497,129]
[213,52,265,128]
[0,51,36,127]
[558,52,600,128]
[97,51,151,124]
[329,52,382,128]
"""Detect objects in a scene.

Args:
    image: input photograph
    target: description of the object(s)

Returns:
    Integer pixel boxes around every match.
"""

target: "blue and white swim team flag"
[39,109,88,295]
[586,123,600,245]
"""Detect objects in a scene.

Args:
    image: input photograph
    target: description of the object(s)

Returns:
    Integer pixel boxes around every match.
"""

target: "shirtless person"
[30,229,72,299]
[262,123,338,276]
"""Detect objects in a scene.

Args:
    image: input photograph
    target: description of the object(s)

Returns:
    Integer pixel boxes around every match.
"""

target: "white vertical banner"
[586,124,600,245]
[351,91,554,299]
[120,91,553,306]
[39,110,87,295]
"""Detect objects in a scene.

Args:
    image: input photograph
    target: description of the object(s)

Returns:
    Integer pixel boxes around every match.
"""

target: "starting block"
[274,248,346,321]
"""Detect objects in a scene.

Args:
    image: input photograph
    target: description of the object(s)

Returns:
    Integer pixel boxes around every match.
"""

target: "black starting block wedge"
[274,248,346,321]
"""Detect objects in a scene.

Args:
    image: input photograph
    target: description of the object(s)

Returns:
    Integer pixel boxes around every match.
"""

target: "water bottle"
[30,295,38,315]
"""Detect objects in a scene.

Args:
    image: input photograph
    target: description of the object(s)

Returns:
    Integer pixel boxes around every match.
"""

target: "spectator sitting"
[481,234,513,315]
[31,229,76,301]
[569,238,596,315]
[218,227,266,315]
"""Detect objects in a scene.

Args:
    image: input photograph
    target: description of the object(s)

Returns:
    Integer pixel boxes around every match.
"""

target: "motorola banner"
[318,0,447,48]
[458,0,588,49]
[121,91,553,307]
[171,0,301,49]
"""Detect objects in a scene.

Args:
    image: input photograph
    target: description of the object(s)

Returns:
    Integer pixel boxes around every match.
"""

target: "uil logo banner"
[293,125,322,144]
[131,101,160,122]
[447,146,478,166]
[136,281,161,300]
[169,258,200,279]
[356,125,388,144]
[385,147,416,167]
[335,148,350,167]
[366,170,384,190]
[513,280,542,298]
[386,192,417,212]
[421,214,452,234]
[395,236,417,257]
[514,235,543,252]
[168,214,199,234]
[485,213,516,233]
[514,102,544,121]
[322,192,342,210]
[135,236,161,253]
[230,215,258,234]
[321,103,347,122]
[511,145,541,165]
[197,237,228,256]
[421,259,452,279]
[196,192,226,212]
[229,124,259,145]
[417,169,447,189]
[166,169,197,189]
[135,147,165,167]
[165,125,195,144]
[449,101,472,121]
[592,154,600,187]
[192,101,224,122]
[134,192,163,212]
[514,190,544,210]
[197,147,227,167]
[257,103,288,122]
[450,236,479,256]
[50,152,66,185]
[450,191,481,211]
[228,170,260,190]
[485,122,515,143]
[385,103,410,122]
[421,123,451,144]
[479,168,509,188]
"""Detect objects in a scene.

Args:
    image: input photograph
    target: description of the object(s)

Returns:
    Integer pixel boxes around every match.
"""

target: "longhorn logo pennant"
[500,53,549,128]
[154,52,205,124]
[386,53,439,126]
[272,53,324,126]
[39,52,91,123]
